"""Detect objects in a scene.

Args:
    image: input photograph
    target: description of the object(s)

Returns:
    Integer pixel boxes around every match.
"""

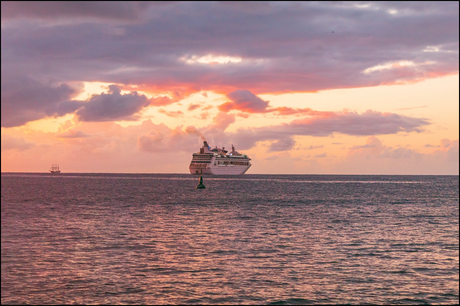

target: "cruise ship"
[190,141,251,175]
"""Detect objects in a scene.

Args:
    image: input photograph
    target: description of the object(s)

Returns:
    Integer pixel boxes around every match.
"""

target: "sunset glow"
[1,1,458,174]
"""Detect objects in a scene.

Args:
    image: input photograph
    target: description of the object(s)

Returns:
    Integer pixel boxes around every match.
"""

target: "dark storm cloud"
[75,85,150,122]
[1,1,458,126]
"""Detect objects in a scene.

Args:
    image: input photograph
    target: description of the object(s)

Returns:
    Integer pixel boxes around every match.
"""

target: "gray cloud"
[230,110,430,151]
[75,85,150,122]
[56,130,91,138]
[1,75,82,127]
[268,137,296,152]
[287,110,429,136]
[314,153,327,158]
[1,2,457,126]
[1,1,155,22]
[350,144,377,150]
[306,145,324,150]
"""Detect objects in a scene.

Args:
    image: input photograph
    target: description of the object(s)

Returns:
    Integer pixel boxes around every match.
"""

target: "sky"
[1,1,458,175]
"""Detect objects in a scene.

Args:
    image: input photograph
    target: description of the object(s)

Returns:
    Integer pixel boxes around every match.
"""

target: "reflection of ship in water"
[189,140,251,175]
[49,164,61,174]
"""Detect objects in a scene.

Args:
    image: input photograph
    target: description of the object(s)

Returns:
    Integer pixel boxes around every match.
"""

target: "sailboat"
[49,164,61,174]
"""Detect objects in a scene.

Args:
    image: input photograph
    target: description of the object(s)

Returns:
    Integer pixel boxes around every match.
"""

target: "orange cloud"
[157,109,184,118]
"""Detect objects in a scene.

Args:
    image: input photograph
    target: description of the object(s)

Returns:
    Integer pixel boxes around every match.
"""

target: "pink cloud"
[347,136,423,160]
[148,90,192,107]
[196,112,210,120]
[1,117,456,174]
[218,90,270,113]
[137,112,236,154]
[1,135,35,151]
[331,136,459,174]
[137,123,198,153]
[207,112,235,131]
[268,107,326,116]
[187,103,201,111]
[149,96,177,107]
[440,139,452,148]
[217,90,337,117]
[431,139,459,162]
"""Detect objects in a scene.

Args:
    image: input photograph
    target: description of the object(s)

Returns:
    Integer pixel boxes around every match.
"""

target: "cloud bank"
[1,2,458,127]
[135,109,429,154]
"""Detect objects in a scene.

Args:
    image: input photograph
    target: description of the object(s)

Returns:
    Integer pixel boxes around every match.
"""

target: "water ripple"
[1,174,458,304]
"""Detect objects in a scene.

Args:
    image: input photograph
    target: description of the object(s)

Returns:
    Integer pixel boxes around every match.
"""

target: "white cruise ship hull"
[190,163,251,175]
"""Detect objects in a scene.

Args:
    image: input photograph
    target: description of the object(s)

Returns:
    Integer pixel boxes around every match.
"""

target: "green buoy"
[196,171,205,189]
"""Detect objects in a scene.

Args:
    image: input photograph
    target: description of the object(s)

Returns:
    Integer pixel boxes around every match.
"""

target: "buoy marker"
[196,170,205,189]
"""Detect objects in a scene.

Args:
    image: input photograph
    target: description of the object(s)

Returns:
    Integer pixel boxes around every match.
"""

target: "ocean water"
[1,173,458,305]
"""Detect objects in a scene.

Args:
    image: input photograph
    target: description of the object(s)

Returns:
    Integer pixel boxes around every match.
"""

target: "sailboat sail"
[49,164,61,174]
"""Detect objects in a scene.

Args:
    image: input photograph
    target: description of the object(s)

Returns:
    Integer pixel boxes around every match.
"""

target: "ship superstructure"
[189,141,251,175]
[49,164,61,174]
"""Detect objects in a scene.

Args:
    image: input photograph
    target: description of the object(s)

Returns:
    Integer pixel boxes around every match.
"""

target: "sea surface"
[1,173,459,305]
